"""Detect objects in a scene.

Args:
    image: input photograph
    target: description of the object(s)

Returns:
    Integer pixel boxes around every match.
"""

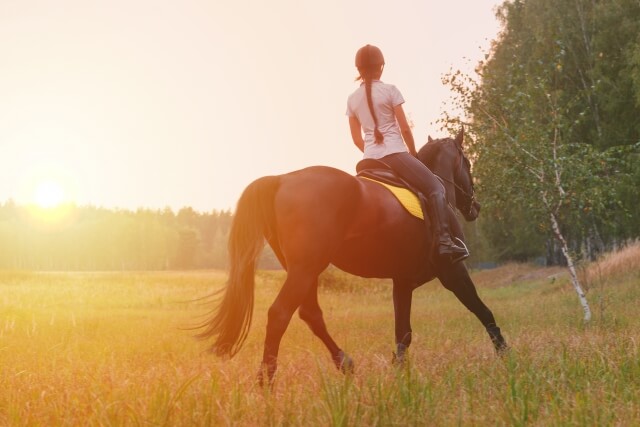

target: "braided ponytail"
[355,44,385,145]
[365,78,384,144]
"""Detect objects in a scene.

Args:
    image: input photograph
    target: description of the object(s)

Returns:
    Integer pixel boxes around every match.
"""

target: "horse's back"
[276,166,360,219]
[272,166,362,269]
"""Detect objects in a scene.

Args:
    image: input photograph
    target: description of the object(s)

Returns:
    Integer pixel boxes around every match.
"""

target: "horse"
[197,128,508,384]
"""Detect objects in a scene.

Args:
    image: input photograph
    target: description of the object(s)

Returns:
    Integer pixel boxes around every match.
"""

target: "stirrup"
[439,238,469,264]
[450,237,469,263]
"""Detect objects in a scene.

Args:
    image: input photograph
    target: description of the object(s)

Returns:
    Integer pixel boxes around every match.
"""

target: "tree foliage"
[443,0,640,264]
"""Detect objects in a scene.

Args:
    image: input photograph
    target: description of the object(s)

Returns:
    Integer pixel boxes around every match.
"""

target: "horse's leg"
[298,283,354,373]
[392,279,413,365]
[437,262,508,354]
[259,266,319,385]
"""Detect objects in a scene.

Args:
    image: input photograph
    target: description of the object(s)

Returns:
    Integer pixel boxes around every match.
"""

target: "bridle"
[434,142,477,217]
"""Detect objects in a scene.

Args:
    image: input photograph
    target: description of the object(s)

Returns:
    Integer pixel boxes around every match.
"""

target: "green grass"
[0,259,639,426]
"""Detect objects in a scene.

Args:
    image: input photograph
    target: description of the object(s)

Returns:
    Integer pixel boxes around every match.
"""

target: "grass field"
[1,245,639,426]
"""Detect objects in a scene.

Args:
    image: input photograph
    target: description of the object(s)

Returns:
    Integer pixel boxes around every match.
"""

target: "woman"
[346,44,468,263]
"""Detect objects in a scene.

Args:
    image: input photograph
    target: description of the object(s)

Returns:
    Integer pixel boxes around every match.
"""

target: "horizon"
[0,197,231,214]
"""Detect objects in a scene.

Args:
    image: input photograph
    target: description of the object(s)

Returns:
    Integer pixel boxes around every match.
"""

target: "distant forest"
[0,201,280,271]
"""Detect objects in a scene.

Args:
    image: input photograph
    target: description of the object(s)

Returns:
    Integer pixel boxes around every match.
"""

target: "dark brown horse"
[198,129,507,383]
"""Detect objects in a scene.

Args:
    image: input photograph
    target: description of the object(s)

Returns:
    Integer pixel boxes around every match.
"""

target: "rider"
[346,44,468,263]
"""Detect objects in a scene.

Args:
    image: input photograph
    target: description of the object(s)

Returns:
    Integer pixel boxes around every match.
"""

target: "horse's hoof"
[392,352,405,366]
[335,350,354,374]
[392,343,408,366]
[257,362,277,387]
[496,343,510,358]
[486,324,509,357]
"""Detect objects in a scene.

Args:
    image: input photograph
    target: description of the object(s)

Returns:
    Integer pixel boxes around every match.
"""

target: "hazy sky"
[1,0,503,212]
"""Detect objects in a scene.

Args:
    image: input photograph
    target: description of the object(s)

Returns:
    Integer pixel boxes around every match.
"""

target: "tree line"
[0,201,280,271]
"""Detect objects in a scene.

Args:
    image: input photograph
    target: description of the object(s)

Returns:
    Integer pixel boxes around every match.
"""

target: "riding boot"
[427,192,469,263]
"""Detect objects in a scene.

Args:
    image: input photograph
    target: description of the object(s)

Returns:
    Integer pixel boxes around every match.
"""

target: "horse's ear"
[428,135,434,143]
[454,127,464,146]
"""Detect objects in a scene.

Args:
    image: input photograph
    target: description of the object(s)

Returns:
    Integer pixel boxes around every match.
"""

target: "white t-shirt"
[346,80,407,159]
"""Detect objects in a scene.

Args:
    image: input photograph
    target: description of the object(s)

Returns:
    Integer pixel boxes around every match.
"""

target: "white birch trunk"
[544,121,591,322]
[549,210,592,322]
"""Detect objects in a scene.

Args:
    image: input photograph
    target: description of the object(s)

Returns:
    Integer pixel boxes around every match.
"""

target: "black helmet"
[355,44,385,68]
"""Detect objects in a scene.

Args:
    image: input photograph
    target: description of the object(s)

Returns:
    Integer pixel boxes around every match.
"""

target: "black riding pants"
[381,151,444,199]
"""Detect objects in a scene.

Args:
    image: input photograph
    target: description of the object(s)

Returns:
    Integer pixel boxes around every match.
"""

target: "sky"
[0,0,503,212]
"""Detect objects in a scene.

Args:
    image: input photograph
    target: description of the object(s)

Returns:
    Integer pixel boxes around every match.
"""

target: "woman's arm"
[393,104,417,156]
[348,116,365,153]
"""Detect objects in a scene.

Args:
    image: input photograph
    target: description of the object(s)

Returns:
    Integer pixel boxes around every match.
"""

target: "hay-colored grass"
[0,250,639,425]
[582,240,640,287]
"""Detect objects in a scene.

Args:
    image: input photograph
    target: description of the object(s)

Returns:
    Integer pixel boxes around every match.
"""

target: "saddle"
[356,158,426,220]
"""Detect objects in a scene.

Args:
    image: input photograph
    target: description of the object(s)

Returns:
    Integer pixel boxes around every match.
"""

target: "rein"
[436,174,476,217]
[434,144,476,217]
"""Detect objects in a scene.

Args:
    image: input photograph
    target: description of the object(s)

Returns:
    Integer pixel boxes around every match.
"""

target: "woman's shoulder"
[347,84,365,101]
[378,81,401,92]
[377,82,404,104]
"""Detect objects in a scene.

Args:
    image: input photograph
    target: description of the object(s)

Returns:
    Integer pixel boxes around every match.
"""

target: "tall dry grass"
[0,246,639,425]
[581,240,640,287]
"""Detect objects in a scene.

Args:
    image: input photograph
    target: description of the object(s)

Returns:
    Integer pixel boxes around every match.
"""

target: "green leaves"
[443,0,640,262]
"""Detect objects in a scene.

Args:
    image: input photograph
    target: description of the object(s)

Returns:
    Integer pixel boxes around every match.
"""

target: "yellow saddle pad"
[360,176,424,220]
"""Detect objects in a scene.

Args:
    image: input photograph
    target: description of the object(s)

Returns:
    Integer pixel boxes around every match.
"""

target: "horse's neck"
[427,147,457,205]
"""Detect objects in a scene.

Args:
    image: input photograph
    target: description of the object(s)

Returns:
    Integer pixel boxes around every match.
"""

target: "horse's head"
[417,128,480,221]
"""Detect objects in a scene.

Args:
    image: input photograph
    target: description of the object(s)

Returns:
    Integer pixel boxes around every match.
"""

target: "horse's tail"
[197,175,280,357]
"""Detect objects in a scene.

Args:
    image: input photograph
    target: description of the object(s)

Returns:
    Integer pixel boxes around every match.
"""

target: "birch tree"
[442,0,639,321]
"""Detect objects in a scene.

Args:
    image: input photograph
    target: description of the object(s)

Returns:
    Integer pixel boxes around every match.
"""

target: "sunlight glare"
[24,175,78,231]
[34,180,66,208]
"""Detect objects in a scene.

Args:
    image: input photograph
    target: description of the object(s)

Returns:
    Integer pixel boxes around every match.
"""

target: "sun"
[19,165,79,229]
[25,177,77,230]
[33,179,66,209]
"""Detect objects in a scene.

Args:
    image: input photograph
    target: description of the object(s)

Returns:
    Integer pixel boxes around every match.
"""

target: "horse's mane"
[418,137,453,158]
